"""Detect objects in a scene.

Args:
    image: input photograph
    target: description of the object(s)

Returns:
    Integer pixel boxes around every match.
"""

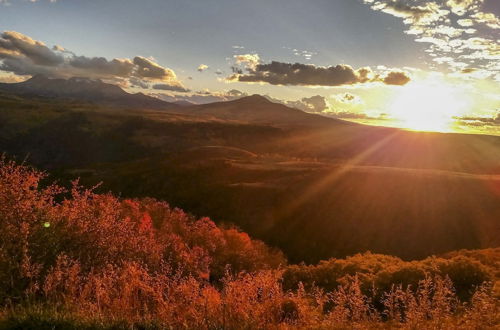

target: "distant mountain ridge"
[0,75,176,110]
[0,76,350,128]
[168,94,350,127]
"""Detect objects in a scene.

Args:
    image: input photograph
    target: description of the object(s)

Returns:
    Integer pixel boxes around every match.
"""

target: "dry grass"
[0,157,498,329]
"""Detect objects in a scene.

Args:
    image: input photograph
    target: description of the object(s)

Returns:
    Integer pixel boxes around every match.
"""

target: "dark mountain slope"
[0,89,499,263]
[170,94,352,128]
[0,75,177,110]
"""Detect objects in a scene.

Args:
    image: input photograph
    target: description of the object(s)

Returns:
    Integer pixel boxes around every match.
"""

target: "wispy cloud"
[363,0,499,80]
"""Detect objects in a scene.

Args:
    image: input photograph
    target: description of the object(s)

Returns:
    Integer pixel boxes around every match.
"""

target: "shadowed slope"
[0,91,499,263]
[172,94,352,127]
[0,75,177,110]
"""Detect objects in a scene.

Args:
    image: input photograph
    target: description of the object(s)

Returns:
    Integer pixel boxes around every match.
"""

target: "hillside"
[0,86,499,264]
[169,94,351,127]
[79,151,499,263]
[0,158,498,329]
[0,75,177,110]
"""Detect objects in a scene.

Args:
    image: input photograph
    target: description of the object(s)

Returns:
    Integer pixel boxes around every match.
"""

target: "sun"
[388,77,470,132]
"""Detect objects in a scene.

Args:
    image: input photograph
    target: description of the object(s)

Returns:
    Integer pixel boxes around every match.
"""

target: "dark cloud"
[0,30,188,91]
[454,112,500,126]
[0,31,63,66]
[383,71,411,85]
[133,56,177,81]
[379,0,437,19]
[0,56,50,76]
[461,68,477,74]
[228,60,411,86]
[69,56,134,77]
[152,83,190,93]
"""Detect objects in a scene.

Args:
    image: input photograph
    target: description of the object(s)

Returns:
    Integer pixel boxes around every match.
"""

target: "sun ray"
[276,130,401,220]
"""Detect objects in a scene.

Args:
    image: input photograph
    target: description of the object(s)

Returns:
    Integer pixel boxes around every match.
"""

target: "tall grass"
[0,157,498,329]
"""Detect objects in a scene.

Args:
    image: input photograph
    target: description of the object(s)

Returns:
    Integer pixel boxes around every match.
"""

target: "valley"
[1,76,499,263]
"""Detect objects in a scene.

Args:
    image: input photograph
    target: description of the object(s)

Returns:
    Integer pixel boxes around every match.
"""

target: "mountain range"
[0,75,176,110]
[0,76,499,263]
[0,75,352,128]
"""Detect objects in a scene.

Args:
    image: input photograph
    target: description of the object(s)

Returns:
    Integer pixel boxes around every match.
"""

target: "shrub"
[0,158,498,329]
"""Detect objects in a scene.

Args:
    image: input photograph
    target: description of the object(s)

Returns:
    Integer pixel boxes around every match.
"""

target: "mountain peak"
[238,94,272,103]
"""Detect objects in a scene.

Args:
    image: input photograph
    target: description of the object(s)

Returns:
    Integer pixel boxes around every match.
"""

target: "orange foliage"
[0,157,498,329]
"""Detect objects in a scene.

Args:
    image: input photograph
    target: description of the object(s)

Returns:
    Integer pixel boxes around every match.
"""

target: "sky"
[0,0,499,134]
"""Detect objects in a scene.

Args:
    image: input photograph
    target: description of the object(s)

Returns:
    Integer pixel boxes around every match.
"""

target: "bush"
[0,158,498,329]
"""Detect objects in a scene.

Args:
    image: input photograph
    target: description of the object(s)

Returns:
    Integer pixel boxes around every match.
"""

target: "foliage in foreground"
[0,158,498,329]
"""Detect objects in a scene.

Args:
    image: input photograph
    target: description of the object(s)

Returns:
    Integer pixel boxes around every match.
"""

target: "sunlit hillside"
[0,158,498,329]
[0,0,499,327]
[1,92,498,264]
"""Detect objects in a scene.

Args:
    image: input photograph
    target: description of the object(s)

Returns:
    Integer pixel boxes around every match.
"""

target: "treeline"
[0,158,498,329]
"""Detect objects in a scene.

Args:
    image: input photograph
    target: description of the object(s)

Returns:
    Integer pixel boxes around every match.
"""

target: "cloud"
[133,56,178,81]
[228,59,411,87]
[285,95,328,113]
[69,56,134,77]
[152,83,190,92]
[324,110,389,121]
[457,18,475,27]
[472,11,500,29]
[0,30,188,91]
[331,93,363,104]
[197,64,209,72]
[454,111,500,126]
[0,72,27,83]
[151,89,248,104]
[364,0,448,24]
[446,0,480,16]
[0,31,63,67]
[383,71,411,85]
[234,54,260,69]
[129,77,150,89]
[363,0,499,78]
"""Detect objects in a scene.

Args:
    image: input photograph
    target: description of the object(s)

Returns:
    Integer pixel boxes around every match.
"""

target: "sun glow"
[389,77,470,132]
